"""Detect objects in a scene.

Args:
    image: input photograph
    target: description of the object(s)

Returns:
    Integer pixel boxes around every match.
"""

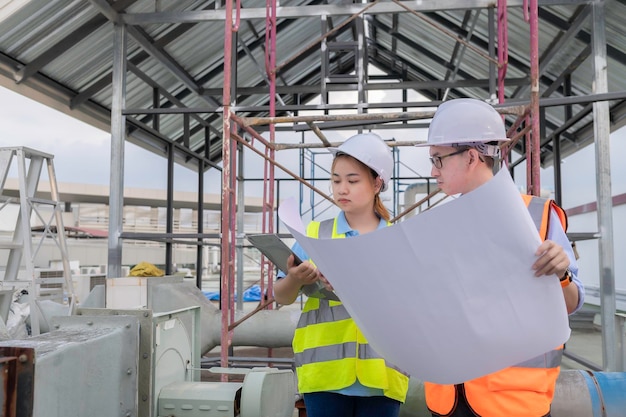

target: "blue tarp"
[203,284,262,302]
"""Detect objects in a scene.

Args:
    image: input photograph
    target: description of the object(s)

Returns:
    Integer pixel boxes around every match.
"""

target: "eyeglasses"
[429,148,469,169]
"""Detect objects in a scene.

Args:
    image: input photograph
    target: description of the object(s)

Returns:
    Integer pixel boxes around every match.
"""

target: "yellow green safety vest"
[292,218,409,403]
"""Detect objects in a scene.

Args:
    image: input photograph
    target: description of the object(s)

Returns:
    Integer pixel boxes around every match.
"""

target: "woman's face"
[331,155,380,215]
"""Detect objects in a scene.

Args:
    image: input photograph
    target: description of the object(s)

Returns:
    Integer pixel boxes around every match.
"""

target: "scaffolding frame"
[96,0,620,376]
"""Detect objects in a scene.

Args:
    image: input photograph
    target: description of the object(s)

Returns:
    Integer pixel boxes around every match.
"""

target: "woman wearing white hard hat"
[274,133,409,417]
[418,98,584,417]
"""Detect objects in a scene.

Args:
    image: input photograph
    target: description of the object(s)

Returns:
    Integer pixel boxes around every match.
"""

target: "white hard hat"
[329,133,393,191]
[416,98,509,157]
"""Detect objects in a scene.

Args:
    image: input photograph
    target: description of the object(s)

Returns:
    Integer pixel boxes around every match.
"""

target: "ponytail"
[374,193,390,221]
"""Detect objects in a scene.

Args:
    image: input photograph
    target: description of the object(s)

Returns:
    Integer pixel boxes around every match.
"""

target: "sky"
[0,84,625,294]
[0,86,201,191]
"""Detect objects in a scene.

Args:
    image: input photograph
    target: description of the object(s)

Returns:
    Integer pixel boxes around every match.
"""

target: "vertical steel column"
[200,127,212,288]
[617,314,626,371]
[229,114,237,332]
[496,0,516,177]
[553,78,570,206]
[488,7,496,101]
[496,0,508,104]
[262,0,278,304]
[107,22,127,279]
[356,16,366,120]
[231,27,245,311]
[197,159,204,289]
[590,0,619,372]
[553,131,562,206]
[528,0,541,196]
[165,144,174,275]
[220,0,238,380]
[525,113,532,191]
[309,150,315,219]
[320,15,328,106]
[236,144,245,310]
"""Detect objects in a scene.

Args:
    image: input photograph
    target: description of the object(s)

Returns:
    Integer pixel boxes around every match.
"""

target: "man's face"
[429,145,470,196]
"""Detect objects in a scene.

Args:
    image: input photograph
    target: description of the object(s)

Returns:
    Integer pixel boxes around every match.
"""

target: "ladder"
[0,147,75,335]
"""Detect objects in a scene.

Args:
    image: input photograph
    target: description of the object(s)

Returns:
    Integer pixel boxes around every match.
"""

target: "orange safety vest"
[425,195,568,417]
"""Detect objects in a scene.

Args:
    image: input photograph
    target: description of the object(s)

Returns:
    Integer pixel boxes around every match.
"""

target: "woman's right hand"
[273,254,319,305]
[286,254,319,286]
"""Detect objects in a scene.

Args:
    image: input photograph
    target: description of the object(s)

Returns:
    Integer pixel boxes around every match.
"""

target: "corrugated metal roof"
[1,0,625,170]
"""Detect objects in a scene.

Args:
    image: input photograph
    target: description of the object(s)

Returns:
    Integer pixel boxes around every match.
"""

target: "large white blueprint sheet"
[278,169,570,384]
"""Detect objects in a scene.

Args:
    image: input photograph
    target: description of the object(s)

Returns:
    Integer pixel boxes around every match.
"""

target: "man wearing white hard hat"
[417,98,584,417]
[275,133,409,417]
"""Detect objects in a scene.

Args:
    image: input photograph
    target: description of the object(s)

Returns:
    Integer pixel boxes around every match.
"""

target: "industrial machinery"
[0,280,296,417]
[1,277,626,417]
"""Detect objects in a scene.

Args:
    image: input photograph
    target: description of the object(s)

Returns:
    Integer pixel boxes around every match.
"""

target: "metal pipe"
[196,159,204,288]
[149,281,296,353]
[165,144,174,275]
[237,107,524,128]
[551,370,626,417]
[220,0,236,380]
[591,0,619,373]
[392,187,442,223]
[148,281,626,416]
[107,22,127,280]
[529,0,541,196]
[497,0,508,103]
[263,0,278,310]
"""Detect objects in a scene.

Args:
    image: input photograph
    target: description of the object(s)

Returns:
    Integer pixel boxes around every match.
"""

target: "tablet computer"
[247,233,301,273]
[247,233,339,301]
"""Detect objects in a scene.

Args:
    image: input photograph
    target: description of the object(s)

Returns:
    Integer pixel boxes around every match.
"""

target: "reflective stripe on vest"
[297,299,351,327]
[515,349,563,369]
[425,194,566,417]
[295,341,358,366]
[292,217,409,402]
[525,196,550,239]
[318,218,334,239]
[521,194,568,239]
[358,344,408,375]
[295,293,410,376]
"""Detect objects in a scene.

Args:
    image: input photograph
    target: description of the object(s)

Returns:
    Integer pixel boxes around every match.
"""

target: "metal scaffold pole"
[261,0,278,307]
[220,0,237,381]
[591,0,619,372]
[528,0,541,196]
